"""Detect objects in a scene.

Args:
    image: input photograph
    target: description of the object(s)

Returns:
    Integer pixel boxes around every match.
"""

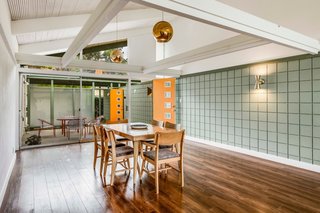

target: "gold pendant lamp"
[152,12,173,43]
[110,15,123,63]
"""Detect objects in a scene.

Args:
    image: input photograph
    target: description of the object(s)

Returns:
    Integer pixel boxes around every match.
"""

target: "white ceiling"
[7,0,146,20]
[6,0,320,78]
[217,0,320,39]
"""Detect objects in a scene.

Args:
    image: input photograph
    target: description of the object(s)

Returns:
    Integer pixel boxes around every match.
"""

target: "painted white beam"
[17,67,148,81]
[61,0,128,68]
[143,35,271,74]
[153,69,181,77]
[0,23,16,63]
[19,27,150,55]
[16,53,61,67]
[16,53,143,74]
[12,14,89,35]
[132,0,320,54]
[12,8,166,35]
[68,59,143,73]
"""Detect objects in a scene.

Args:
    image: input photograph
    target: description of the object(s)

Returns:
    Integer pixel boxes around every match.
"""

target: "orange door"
[110,89,124,122]
[153,78,176,123]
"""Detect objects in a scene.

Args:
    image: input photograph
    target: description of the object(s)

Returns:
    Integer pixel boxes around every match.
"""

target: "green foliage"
[83,48,128,63]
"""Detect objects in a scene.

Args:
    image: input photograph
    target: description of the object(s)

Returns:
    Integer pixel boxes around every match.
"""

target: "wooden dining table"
[103,123,177,189]
[57,116,86,136]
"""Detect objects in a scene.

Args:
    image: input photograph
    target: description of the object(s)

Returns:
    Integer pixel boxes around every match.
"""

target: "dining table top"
[103,123,177,141]
[56,116,86,121]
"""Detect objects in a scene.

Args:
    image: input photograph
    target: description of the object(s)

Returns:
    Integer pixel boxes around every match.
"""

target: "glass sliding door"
[21,75,83,148]
[80,79,95,142]
[54,78,81,142]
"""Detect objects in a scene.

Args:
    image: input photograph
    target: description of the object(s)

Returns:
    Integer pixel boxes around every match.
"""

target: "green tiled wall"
[176,55,320,165]
[131,82,153,123]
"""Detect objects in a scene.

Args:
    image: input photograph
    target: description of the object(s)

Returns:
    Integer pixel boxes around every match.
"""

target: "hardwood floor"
[1,141,320,213]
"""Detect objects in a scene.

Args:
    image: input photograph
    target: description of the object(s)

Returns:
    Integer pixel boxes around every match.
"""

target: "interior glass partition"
[20,73,135,148]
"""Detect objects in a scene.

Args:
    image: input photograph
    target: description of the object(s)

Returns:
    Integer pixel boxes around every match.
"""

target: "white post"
[127,74,131,124]
[79,50,83,140]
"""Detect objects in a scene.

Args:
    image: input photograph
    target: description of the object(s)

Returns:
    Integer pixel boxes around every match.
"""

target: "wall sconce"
[147,87,153,96]
[255,75,265,89]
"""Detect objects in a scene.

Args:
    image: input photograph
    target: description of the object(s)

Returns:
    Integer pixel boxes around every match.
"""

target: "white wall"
[0,0,18,207]
[128,32,156,66]
[156,17,237,60]
[154,17,305,75]
[182,43,304,75]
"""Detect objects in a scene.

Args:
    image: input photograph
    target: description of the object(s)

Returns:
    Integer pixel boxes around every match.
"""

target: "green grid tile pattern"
[131,83,152,123]
[176,56,320,166]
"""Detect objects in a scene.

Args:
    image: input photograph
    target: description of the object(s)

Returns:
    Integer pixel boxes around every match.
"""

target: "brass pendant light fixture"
[152,12,173,43]
[110,49,123,63]
[110,15,123,63]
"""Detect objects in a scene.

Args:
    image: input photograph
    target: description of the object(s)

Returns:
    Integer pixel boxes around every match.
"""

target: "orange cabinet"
[153,78,176,123]
[109,89,124,122]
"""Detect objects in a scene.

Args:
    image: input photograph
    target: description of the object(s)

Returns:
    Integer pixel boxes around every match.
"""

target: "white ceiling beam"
[153,69,182,77]
[18,67,132,80]
[143,35,271,74]
[12,14,89,35]
[132,0,320,54]
[16,53,143,74]
[16,53,61,67]
[19,27,150,55]
[61,0,129,68]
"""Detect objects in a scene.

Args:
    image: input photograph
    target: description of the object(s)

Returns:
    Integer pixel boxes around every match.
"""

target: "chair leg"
[155,164,159,194]
[100,149,105,176]
[110,160,117,186]
[127,158,131,170]
[93,145,98,170]
[103,152,109,178]
[140,159,146,180]
[180,159,184,187]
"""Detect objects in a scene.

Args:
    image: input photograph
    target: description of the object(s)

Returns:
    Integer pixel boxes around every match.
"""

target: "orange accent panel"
[110,89,124,122]
[153,78,176,123]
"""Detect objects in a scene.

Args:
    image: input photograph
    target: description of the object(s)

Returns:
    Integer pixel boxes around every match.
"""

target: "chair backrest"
[38,119,54,128]
[67,119,80,127]
[100,126,110,150]
[106,119,128,124]
[155,129,185,146]
[151,120,164,127]
[93,125,101,143]
[106,130,117,156]
[164,121,181,130]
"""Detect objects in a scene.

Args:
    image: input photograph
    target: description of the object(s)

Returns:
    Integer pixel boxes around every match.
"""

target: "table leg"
[61,120,64,135]
[62,120,66,136]
[133,141,139,190]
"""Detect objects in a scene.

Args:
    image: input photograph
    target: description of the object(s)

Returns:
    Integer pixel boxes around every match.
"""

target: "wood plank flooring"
[1,141,320,213]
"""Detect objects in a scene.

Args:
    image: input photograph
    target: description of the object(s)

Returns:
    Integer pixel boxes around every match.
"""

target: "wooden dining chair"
[140,130,185,194]
[106,119,131,145]
[141,120,165,151]
[66,120,83,140]
[93,125,125,175]
[93,125,104,173]
[102,129,135,186]
[164,121,181,130]
[37,119,56,137]
[144,121,181,150]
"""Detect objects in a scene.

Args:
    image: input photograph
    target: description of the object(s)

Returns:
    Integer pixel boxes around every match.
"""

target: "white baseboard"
[0,153,16,207]
[186,136,320,173]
